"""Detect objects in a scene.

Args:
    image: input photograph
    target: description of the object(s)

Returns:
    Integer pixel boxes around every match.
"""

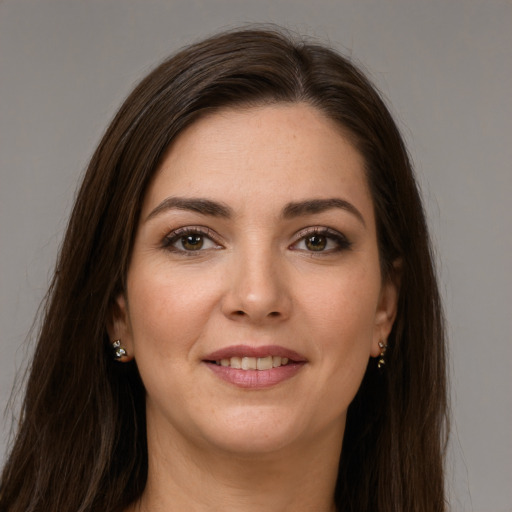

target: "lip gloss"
[205,361,305,388]
[203,345,307,389]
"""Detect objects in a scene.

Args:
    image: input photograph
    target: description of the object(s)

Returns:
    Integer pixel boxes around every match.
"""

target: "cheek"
[126,261,221,355]
[300,264,381,344]
[298,264,380,398]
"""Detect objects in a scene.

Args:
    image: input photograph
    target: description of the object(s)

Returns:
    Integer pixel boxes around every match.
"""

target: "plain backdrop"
[1,1,511,511]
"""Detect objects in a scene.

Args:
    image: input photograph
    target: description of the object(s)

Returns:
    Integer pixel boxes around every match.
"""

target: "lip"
[204,344,307,362]
[203,344,307,389]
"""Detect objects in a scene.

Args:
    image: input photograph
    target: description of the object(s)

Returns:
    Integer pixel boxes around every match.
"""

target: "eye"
[291,228,351,253]
[163,227,221,253]
[304,234,329,251]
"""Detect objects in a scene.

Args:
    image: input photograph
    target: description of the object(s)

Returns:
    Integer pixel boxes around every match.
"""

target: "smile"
[213,356,290,370]
[204,345,306,388]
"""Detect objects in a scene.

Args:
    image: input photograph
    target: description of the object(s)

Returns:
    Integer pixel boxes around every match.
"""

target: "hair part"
[1,27,448,512]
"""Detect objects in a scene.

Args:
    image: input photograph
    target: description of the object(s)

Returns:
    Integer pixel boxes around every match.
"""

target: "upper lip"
[204,344,307,362]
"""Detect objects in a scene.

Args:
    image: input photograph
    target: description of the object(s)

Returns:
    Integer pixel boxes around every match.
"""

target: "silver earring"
[377,341,388,369]
[112,339,127,360]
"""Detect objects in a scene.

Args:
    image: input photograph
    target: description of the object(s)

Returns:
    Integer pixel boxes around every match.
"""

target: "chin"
[193,404,325,456]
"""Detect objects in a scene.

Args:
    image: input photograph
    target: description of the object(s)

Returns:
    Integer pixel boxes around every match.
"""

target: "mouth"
[203,345,306,388]
[208,355,291,370]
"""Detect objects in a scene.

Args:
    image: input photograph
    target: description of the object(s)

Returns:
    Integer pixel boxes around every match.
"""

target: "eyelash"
[162,226,221,254]
[161,226,352,255]
[291,227,352,254]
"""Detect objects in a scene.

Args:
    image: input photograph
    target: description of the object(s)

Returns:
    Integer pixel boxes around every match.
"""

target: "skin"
[110,103,399,512]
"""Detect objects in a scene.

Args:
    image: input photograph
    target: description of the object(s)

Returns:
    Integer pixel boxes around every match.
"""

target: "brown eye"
[305,235,327,251]
[290,228,352,254]
[164,227,221,254]
[181,234,204,250]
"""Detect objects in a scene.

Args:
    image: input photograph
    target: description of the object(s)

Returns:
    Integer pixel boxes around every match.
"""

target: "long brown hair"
[0,27,448,511]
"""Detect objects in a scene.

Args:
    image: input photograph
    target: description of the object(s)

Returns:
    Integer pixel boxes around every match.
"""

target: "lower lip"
[205,362,305,389]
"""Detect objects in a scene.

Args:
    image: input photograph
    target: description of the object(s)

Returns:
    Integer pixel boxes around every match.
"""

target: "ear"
[370,261,401,358]
[107,293,134,362]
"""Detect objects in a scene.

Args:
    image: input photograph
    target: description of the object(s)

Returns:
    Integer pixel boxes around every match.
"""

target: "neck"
[131,418,343,512]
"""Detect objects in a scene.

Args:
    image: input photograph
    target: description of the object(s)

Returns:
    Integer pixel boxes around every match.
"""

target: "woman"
[0,27,448,511]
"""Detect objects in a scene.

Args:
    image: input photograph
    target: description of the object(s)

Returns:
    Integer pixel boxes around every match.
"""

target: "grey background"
[1,1,510,510]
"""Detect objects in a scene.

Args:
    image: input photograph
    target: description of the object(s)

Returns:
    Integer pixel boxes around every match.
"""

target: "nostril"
[269,311,280,317]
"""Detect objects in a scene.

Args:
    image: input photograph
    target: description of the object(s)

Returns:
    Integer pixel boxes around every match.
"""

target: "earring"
[112,339,128,360]
[377,341,388,369]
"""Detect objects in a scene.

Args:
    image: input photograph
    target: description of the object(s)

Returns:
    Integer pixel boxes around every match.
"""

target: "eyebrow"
[282,198,366,226]
[146,197,233,221]
[146,196,365,227]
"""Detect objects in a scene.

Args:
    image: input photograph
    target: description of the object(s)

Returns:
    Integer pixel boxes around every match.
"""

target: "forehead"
[142,103,373,220]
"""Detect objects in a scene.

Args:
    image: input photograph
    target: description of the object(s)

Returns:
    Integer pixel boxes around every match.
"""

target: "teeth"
[215,355,292,370]
[241,357,257,370]
[230,357,241,369]
[257,355,273,370]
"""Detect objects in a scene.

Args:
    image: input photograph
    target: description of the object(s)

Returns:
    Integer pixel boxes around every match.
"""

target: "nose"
[221,245,292,324]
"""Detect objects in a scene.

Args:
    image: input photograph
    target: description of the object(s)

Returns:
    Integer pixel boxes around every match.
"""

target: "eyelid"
[160,225,350,254]
[290,226,352,252]
[162,225,223,252]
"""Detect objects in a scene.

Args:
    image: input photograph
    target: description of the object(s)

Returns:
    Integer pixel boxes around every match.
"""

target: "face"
[111,103,398,457]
